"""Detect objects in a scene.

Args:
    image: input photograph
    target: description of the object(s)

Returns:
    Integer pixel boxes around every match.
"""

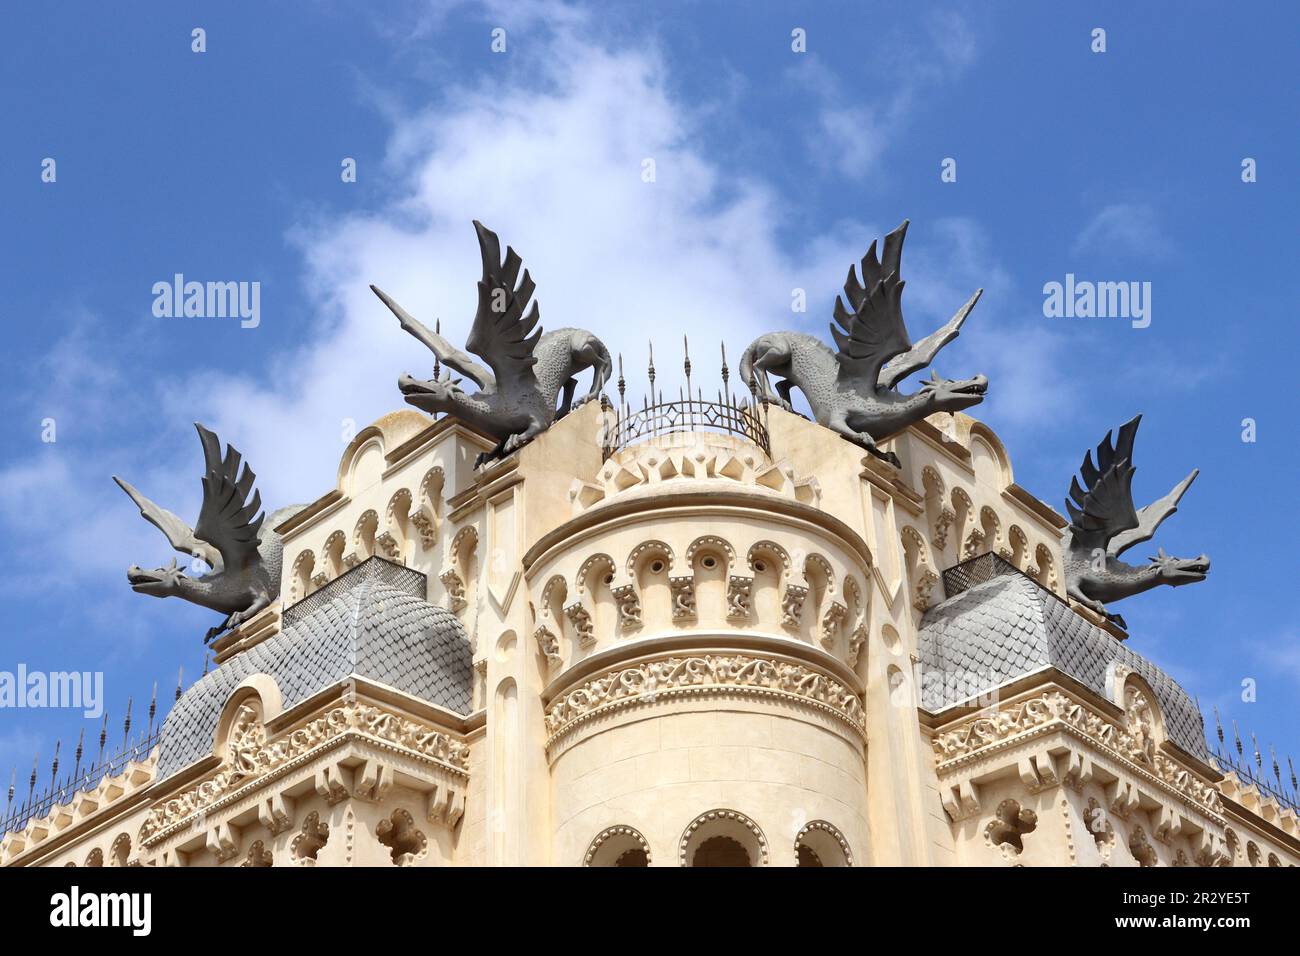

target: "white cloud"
[1073,202,1172,259]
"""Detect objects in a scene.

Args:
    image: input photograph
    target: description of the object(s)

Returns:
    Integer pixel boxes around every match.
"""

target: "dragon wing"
[463,220,542,394]
[191,424,267,573]
[878,288,983,390]
[370,284,494,390]
[1108,468,1199,557]
[113,476,224,571]
[1064,415,1143,552]
[832,220,912,389]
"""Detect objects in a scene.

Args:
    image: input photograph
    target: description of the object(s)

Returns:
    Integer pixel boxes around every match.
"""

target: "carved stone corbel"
[354,759,394,802]
[848,622,868,667]
[258,792,294,836]
[780,583,808,629]
[933,505,956,551]
[1105,778,1140,818]
[206,821,239,863]
[534,625,562,667]
[611,584,642,631]
[440,568,467,612]
[314,762,349,805]
[376,530,401,560]
[820,600,847,649]
[427,783,466,828]
[564,602,595,647]
[669,576,697,622]
[726,575,754,622]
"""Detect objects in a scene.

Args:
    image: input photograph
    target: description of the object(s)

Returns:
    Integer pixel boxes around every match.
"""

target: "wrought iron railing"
[601,339,770,459]
[940,551,1034,600]
[2,726,160,839]
[602,393,770,460]
[1209,711,1299,814]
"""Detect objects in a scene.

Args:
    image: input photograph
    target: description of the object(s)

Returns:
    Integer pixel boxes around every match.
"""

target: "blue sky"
[1,2,1296,793]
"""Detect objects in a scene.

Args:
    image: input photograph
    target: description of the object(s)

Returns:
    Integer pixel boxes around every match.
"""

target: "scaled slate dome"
[156,559,472,779]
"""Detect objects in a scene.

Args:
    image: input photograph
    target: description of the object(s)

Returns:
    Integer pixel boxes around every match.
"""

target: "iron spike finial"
[1233,720,1243,757]
[123,697,133,748]
[1252,732,1262,768]
[1289,755,1297,792]
[73,727,85,783]
[149,681,158,733]
[50,740,61,789]
[6,767,14,807]
[1271,744,1281,787]
[176,666,184,702]
[433,318,442,380]
[203,652,211,677]
[1213,705,1224,746]
[98,712,108,765]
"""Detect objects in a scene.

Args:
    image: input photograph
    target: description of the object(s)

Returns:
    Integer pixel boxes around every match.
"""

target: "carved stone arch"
[213,676,281,773]
[1008,525,1029,569]
[1033,542,1058,592]
[109,832,132,867]
[1224,828,1240,865]
[576,553,618,594]
[802,553,836,598]
[84,847,103,867]
[321,530,347,579]
[379,488,414,561]
[922,466,955,551]
[290,549,315,602]
[353,509,379,562]
[585,825,651,867]
[951,487,982,557]
[1116,673,1164,764]
[442,525,479,614]
[900,525,939,611]
[685,535,737,573]
[795,820,853,866]
[979,506,1005,557]
[746,540,792,578]
[448,524,479,566]
[626,540,674,579]
[412,466,446,547]
[680,809,769,867]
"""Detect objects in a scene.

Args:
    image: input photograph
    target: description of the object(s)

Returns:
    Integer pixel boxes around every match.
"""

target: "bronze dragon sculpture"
[1062,415,1210,629]
[740,219,986,468]
[114,424,304,644]
[371,220,612,468]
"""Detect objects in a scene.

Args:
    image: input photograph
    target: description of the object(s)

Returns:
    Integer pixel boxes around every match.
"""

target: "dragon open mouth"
[398,374,435,396]
[952,376,988,396]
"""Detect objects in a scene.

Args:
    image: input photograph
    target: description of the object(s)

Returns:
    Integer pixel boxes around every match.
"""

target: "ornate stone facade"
[3,404,1295,868]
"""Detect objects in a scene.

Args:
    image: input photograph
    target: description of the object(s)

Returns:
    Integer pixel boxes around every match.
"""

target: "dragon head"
[915,370,988,412]
[126,556,186,598]
[398,369,464,414]
[1148,547,1210,586]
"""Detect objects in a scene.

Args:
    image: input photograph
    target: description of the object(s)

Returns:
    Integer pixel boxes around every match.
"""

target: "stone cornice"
[1002,484,1068,534]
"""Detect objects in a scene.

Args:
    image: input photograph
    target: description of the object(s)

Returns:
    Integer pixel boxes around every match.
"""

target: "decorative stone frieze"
[139,703,470,844]
[931,691,1222,816]
[544,653,864,743]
